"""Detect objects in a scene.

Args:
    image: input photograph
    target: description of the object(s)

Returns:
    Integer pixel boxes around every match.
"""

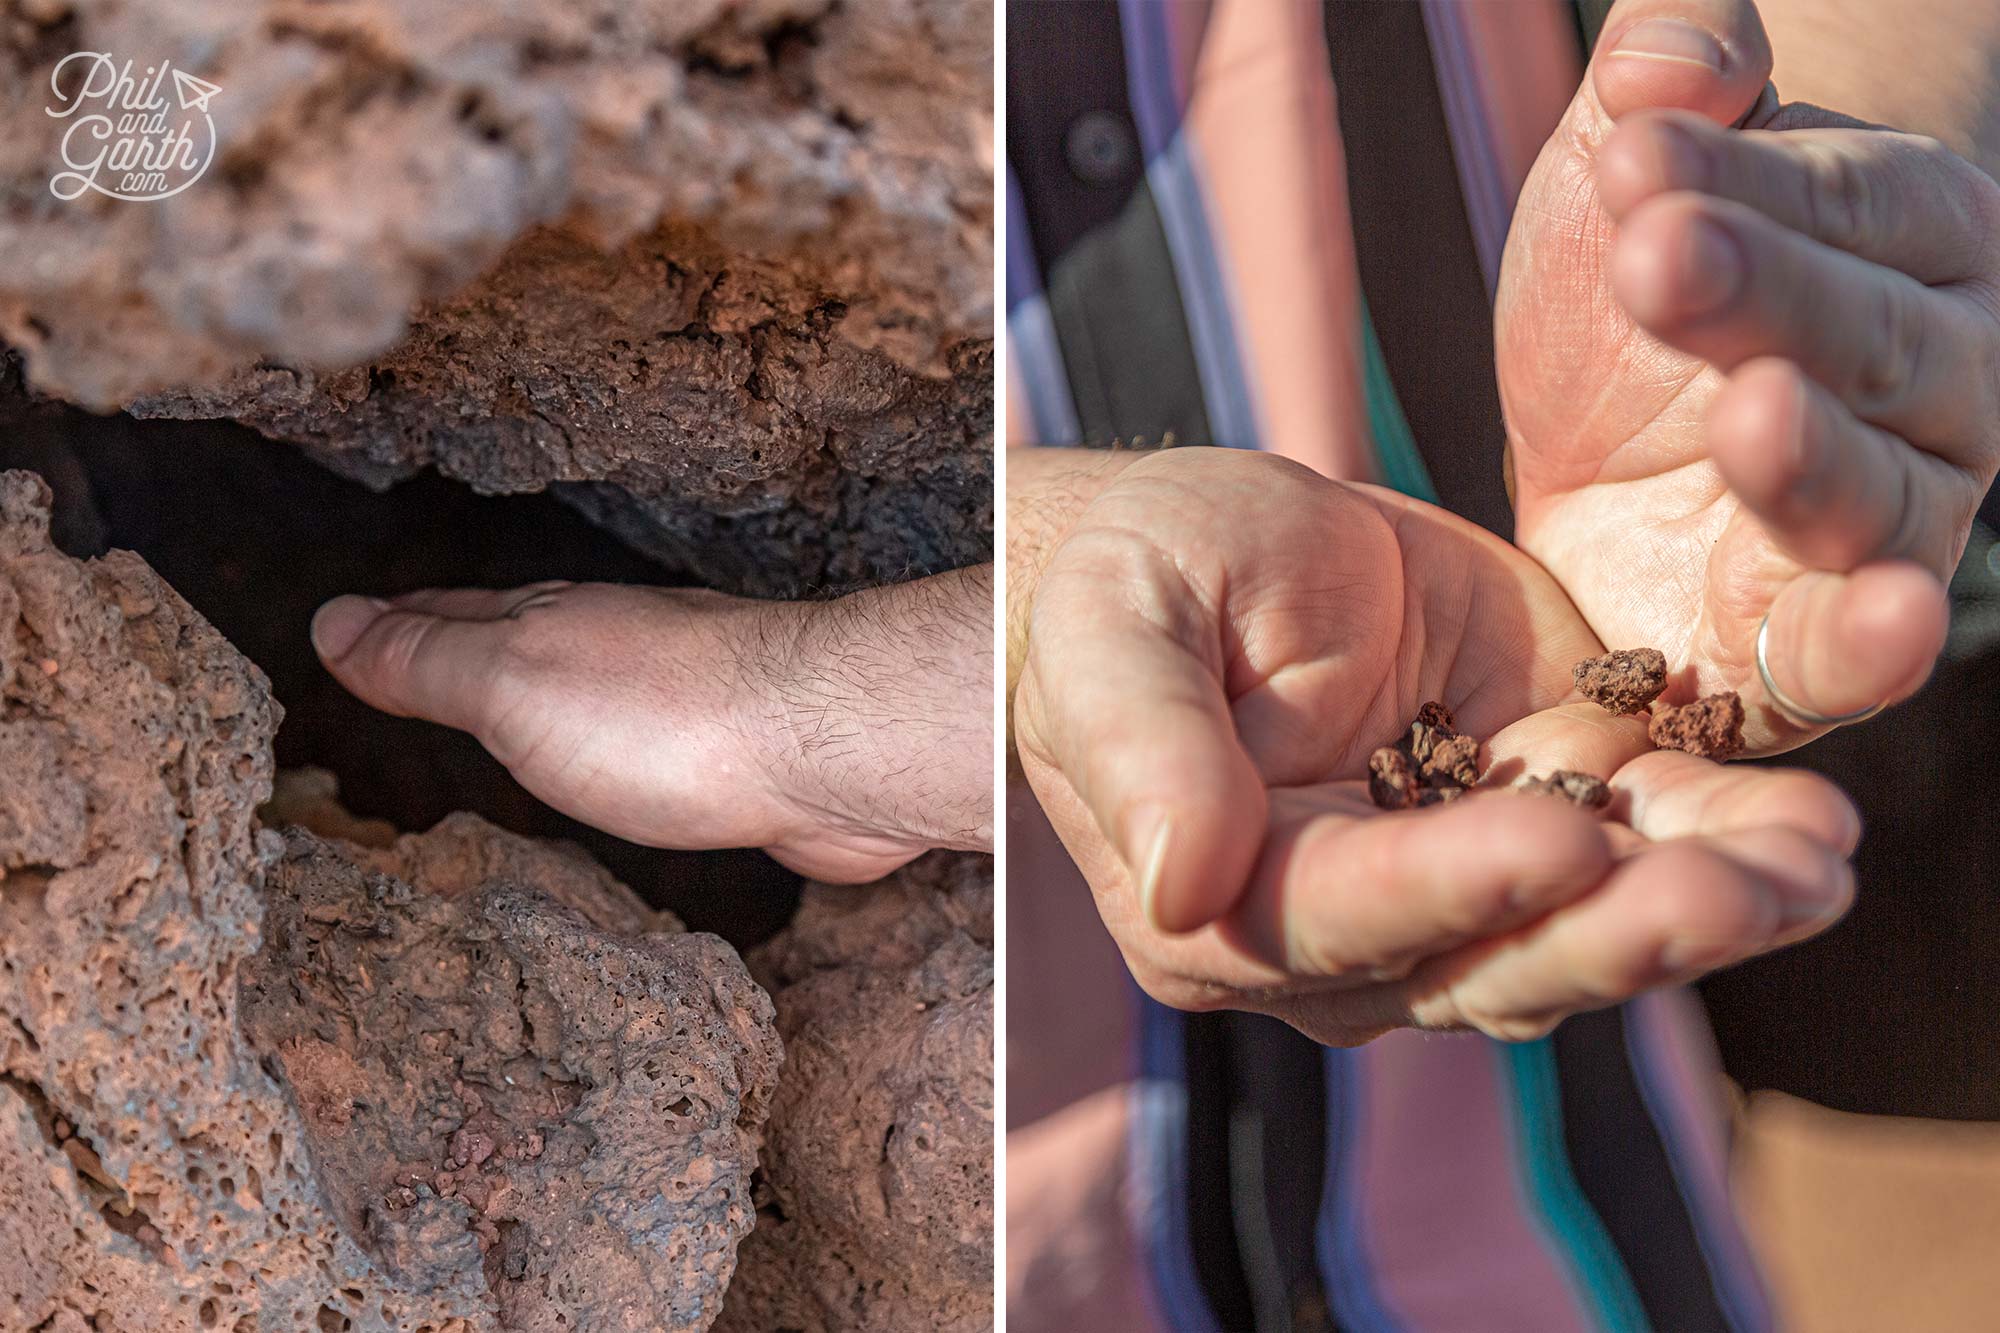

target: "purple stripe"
[1005,166,1083,444]
[1419,0,1508,294]
[1117,0,1185,160]
[1317,1045,1402,1332]
[1627,990,1777,1332]
[1004,163,1046,309]
[1129,991,1221,1333]
[1349,1031,1594,1333]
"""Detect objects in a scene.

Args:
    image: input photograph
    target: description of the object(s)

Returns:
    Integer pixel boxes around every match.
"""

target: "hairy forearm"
[779,564,995,853]
[1756,0,2000,179]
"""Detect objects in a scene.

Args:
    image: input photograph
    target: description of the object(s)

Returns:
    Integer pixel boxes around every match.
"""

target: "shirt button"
[1064,109,1137,185]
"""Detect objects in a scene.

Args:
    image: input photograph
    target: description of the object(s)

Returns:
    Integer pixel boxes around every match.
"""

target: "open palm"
[1499,0,2000,752]
[1013,446,1854,1045]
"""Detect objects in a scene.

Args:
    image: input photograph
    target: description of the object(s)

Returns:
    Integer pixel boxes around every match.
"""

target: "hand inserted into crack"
[1500,0,2000,751]
[312,568,993,883]
[1008,445,1856,1045]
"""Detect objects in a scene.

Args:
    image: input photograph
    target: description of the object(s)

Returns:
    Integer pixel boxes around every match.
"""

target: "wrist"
[750,571,993,863]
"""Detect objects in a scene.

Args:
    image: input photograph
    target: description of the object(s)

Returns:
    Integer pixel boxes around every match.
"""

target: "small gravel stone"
[1518,771,1613,810]
[1368,747,1419,810]
[1648,692,1745,760]
[1572,648,1669,715]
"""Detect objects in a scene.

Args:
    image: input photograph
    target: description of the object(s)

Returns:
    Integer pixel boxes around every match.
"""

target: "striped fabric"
[1005,2,1775,1329]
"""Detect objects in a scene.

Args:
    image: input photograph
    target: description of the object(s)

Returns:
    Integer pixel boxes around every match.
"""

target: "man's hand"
[311,568,992,883]
[1010,446,1856,1045]
[1499,0,2000,751]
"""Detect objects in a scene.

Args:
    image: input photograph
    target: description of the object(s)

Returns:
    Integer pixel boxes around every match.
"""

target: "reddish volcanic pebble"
[1419,733,1481,788]
[1649,692,1746,759]
[1518,770,1613,810]
[1368,746,1419,810]
[1369,700,1484,810]
[1572,648,1669,715]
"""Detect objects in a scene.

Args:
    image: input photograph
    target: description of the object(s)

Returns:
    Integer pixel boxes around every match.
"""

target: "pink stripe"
[1421,0,1581,286]
[1630,987,1770,1320]
[1182,0,1375,482]
[1352,1031,1593,1333]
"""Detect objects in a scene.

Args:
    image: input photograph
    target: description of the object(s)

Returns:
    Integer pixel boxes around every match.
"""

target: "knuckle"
[1855,279,1927,410]
[1800,140,1877,251]
[1654,884,1777,961]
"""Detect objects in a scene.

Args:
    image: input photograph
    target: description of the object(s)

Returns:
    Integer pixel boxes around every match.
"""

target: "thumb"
[1017,574,1266,937]
[310,585,565,737]
[1574,0,1773,146]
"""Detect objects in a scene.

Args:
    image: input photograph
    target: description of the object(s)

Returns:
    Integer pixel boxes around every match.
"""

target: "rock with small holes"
[0,471,779,1332]
[0,0,994,598]
[716,853,994,1332]
[1649,692,1747,760]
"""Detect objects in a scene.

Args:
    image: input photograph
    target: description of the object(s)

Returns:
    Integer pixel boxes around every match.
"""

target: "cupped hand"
[1499,0,2000,752]
[1012,446,1856,1045]
[311,570,992,883]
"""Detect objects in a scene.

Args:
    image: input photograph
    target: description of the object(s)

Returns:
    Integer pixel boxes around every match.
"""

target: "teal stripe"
[1356,293,1438,503]
[1500,1041,1653,1333]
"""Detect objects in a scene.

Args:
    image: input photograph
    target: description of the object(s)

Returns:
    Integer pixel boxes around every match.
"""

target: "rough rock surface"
[244,826,779,1333]
[717,853,994,1333]
[0,0,993,596]
[1649,691,1747,761]
[0,470,781,1332]
[1572,648,1670,716]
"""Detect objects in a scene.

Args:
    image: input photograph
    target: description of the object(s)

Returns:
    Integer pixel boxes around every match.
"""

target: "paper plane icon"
[171,69,221,113]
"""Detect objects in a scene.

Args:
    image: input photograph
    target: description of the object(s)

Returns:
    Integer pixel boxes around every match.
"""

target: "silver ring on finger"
[1755,612,1887,729]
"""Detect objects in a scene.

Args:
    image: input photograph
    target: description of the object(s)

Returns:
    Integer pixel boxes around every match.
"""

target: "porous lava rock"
[716,853,994,1333]
[244,826,780,1333]
[1650,691,1747,761]
[0,470,781,1331]
[0,0,993,596]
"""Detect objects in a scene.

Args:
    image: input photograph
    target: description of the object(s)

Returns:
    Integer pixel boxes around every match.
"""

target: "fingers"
[1575,0,1773,146]
[1018,551,1266,935]
[1399,823,1852,1041]
[1613,748,1861,855]
[1610,191,1995,443]
[312,591,521,735]
[1480,701,1655,789]
[1600,114,2000,284]
[1754,562,1949,725]
[1224,793,1614,981]
[1708,358,1979,574]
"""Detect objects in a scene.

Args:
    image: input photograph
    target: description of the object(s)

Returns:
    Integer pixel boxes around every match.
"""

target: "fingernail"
[310,595,390,661]
[1610,18,1724,71]
[1776,872,1850,932]
[1657,934,1740,979]
[1125,805,1174,929]
[1676,215,1746,317]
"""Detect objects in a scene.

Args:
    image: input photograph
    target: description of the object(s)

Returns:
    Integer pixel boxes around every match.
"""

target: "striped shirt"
[1005,3,1772,1329]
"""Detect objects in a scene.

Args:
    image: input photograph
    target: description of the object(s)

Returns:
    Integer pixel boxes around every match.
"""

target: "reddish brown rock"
[0,470,780,1332]
[1573,648,1670,716]
[1371,701,1482,810]
[1368,746,1419,810]
[244,828,780,1333]
[0,0,994,597]
[1419,732,1481,789]
[1518,770,1615,810]
[1649,692,1747,761]
[717,853,994,1333]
